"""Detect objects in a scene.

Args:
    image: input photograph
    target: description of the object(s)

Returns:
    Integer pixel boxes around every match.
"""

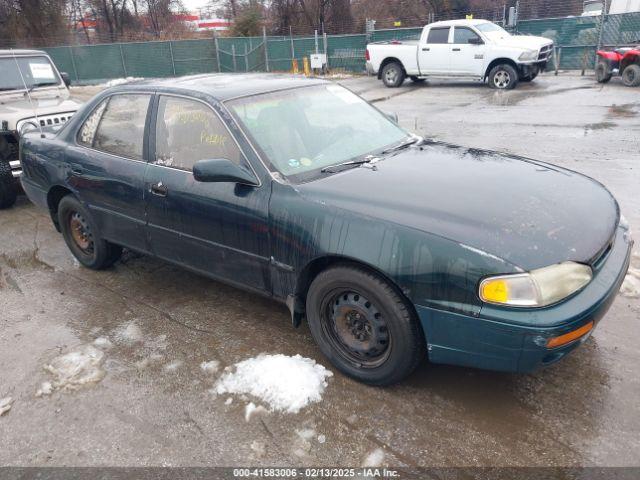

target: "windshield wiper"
[381,137,421,155]
[25,82,58,94]
[321,158,375,173]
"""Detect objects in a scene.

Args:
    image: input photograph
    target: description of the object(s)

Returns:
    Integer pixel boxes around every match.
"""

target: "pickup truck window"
[155,96,243,171]
[453,27,481,44]
[426,27,450,44]
[92,94,151,160]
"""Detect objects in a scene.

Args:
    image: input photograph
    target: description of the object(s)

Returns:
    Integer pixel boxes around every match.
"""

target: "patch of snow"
[620,273,640,298]
[318,434,326,444]
[0,397,14,416]
[224,397,233,406]
[103,77,143,87]
[216,354,333,414]
[114,321,143,345]
[93,337,113,349]
[250,440,266,457]
[200,360,220,375]
[296,428,316,441]
[163,359,183,372]
[244,402,267,422]
[362,448,385,467]
[35,381,53,397]
[145,334,168,351]
[43,344,105,391]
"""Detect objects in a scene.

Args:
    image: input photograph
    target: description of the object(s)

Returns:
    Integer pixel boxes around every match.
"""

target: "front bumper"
[416,225,633,373]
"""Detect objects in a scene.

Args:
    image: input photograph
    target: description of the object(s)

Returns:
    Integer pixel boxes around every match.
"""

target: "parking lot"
[1,73,639,468]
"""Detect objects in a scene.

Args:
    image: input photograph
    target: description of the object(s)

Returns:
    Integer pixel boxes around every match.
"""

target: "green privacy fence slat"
[39,13,640,82]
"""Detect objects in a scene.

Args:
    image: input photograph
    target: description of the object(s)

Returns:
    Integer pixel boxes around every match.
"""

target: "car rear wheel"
[596,60,612,83]
[0,158,17,209]
[381,62,405,88]
[306,265,426,386]
[622,64,640,87]
[489,64,518,90]
[58,195,122,270]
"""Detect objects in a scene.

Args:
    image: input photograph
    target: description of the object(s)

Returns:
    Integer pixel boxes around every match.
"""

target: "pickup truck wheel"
[596,61,612,83]
[622,64,640,87]
[306,265,426,386]
[381,62,405,88]
[489,64,518,90]
[0,158,17,209]
[409,76,426,83]
[58,195,122,270]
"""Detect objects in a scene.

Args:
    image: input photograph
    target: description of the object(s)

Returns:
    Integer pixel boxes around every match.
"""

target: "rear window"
[427,27,450,44]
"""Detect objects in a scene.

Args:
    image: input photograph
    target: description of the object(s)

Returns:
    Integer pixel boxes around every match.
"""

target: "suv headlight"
[518,50,538,61]
[19,121,39,135]
[479,262,593,307]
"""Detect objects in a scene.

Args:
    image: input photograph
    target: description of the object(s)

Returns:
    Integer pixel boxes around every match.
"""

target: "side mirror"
[193,158,258,186]
[384,111,399,123]
[60,72,71,87]
[468,37,484,45]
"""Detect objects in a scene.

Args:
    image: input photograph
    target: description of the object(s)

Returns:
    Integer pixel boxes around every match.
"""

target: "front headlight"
[518,50,538,61]
[19,121,39,135]
[479,262,593,307]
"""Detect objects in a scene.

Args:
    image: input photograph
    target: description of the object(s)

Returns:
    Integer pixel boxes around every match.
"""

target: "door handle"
[452,48,461,52]
[150,181,168,197]
[422,47,430,51]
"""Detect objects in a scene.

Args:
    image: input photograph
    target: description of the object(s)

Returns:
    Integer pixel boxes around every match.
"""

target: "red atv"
[596,45,640,87]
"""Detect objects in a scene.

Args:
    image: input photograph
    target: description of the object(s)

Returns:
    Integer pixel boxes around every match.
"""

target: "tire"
[489,63,519,90]
[381,62,405,88]
[0,158,17,209]
[409,76,426,83]
[596,60,612,83]
[622,64,640,87]
[58,195,122,270]
[306,265,426,386]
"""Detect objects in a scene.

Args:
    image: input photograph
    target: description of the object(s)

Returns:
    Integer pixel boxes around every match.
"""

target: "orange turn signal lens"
[546,321,594,349]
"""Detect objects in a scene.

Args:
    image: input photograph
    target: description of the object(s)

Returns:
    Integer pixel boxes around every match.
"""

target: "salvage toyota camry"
[20,74,633,385]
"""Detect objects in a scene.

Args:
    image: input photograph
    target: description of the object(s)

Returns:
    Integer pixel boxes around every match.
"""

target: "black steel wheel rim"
[320,289,391,368]
[69,211,95,255]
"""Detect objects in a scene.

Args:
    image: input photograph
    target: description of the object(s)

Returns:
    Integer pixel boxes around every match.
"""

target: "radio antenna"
[11,49,44,138]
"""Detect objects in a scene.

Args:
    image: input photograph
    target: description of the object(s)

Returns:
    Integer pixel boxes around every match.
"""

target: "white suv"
[0,49,81,208]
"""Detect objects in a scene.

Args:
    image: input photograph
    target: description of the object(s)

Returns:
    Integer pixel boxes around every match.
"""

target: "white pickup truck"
[366,19,554,90]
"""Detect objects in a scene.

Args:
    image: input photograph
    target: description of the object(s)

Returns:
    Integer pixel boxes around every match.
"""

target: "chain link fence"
[18,11,639,84]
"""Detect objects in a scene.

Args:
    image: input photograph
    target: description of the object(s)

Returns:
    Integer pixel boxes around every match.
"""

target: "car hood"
[297,142,618,271]
[0,90,80,127]
[492,34,553,49]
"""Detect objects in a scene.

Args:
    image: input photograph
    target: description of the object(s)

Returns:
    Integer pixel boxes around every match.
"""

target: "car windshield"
[0,55,61,92]
[476,22,510,38]
[227,84,410,182]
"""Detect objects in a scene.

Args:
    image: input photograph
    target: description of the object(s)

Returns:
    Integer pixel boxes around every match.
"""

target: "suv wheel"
[489,64,518,90]
[306,265,426,386]
[622,64,640,87]
[58,195,122,269]
[0,158,17,209]
[381,62,406,88]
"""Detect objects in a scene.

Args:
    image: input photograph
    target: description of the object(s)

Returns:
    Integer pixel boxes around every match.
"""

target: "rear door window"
[427,27,450,44]
[154,95,243,172]
[83,94,151,160]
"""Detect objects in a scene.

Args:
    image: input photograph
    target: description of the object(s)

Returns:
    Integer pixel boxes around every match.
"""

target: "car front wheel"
[381,62,405,88]
[596,60,612,83]
[622,64,640,87]
[489,64,518,90]
[58,195,122,269]
[306,265,426,386]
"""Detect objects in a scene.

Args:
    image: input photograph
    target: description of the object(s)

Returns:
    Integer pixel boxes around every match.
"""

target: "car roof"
[428,19,491,27]
[0,49,48,57]
[112,73,329,102]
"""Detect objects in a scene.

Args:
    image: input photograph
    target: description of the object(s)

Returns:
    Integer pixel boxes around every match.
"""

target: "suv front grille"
[16,112,76,133]
[538,44,553,61]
